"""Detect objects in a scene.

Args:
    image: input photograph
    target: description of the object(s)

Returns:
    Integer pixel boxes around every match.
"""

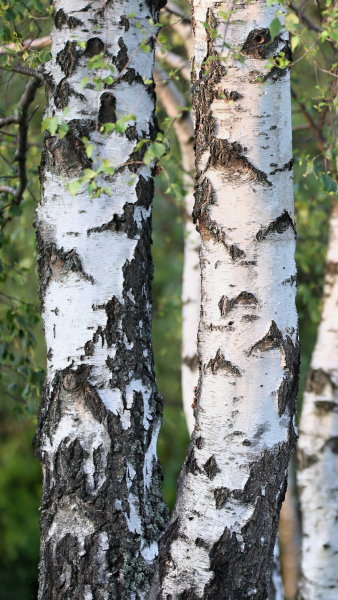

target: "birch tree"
[33,1,169,598]
[150,0,299,596]
[297,203,338,600]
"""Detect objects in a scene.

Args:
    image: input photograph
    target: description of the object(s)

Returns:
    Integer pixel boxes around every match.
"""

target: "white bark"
[151,0,298,597]
[297,202,338,600]
[34,1,168,598]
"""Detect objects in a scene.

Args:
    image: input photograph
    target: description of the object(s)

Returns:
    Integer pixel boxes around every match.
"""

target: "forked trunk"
[151,0,299,597]
[34,1,168,598]
[297,203,338,600]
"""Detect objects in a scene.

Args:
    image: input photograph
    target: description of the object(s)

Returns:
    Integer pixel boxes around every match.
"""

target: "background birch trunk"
[297,202,338,600]
[151,0,299,597]
[33,1,168,598]
[153,62,199,435]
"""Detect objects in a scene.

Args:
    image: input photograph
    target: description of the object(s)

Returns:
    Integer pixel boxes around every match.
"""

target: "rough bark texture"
[153,62,199,437]
[34,2,168,599]
[150,1,299,598]
[297,203,338,600]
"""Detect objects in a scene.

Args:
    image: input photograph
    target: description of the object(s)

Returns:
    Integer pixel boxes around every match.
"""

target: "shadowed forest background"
[0,0,335,598]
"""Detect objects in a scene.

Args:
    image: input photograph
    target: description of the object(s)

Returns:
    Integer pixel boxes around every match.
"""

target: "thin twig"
[0,65,44,81]
[291,88,325,152]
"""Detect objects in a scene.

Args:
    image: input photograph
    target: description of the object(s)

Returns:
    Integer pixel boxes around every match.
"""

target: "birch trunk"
[151,0,299,597]
[33,2,168,598]
[297,203,338,600]
[153,62,200,436]
[279,464,300,600]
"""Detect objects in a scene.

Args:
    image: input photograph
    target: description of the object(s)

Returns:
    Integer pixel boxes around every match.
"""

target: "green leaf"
[81,77,90,89]
[321,173,337,194]
[291,35,301,52]
[86,144,95,158]
[270,17,282,41]
[285,13,299,34]
[82,168,97,182]
[67,180,82,196]
[58,121,69,140]
[42,115,58,135]
[143,142,166,166]
[39,51,52,63]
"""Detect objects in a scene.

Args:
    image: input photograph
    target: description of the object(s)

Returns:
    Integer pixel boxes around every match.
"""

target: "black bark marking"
[203,455,219,480]
[249,321,282,355]
[156,517,180,582]
[44,130,91,178]
[207,348,241,376]
[223,90,243,101]
[195,537,210,550]
[297,448,319,470]
[282,274,297,286]
[305,368,336,395]
[241,28,273,59]
[262,41,292,83]
[99,92,117,124]
[114,37,129,72]
[204,445,294,600]
[208,139,272,187]
[55,8,67,29]
[120,15,130,31]
[84,37,105,58]
[68,16,84,29]
[183,353,199,371]
[256,210,296,241]
[194,178,245,260]
[242,314,260,322]
[269,158,294,176]
[178,589,200,600]
[324,437,338,454]
[277,378,290,416]
[56,41,81,77]
[219,291,258,316]
[315,400,338,414]
[185,445,201,476]
[214,487,230,509]
[54,78,70,109]
[326,261,338,275]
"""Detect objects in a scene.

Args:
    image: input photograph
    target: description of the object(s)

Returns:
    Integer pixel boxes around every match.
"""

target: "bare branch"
[161,0,191,23]
[0,65,44,81]
[289,2,320,33]
[291,88,325,152]
[0,35,50,55]
[0,116,19,128]
[154,61,194,171]
[0,185,16,195]
[155,47,190,80]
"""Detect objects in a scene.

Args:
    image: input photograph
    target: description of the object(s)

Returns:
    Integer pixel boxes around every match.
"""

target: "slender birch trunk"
[153,62,200,436]
[33,2,168,598]
[297,203,338,600]
[279,464,300,600]
[151,0,299,597]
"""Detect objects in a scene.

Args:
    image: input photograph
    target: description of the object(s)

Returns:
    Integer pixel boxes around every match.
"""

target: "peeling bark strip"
[34,2,168,599]
[150,1,299,598]
[297,203,338,600]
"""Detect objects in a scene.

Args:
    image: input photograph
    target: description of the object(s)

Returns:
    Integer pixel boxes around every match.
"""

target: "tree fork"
[151,1,299,598]
[33,1,168,598]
